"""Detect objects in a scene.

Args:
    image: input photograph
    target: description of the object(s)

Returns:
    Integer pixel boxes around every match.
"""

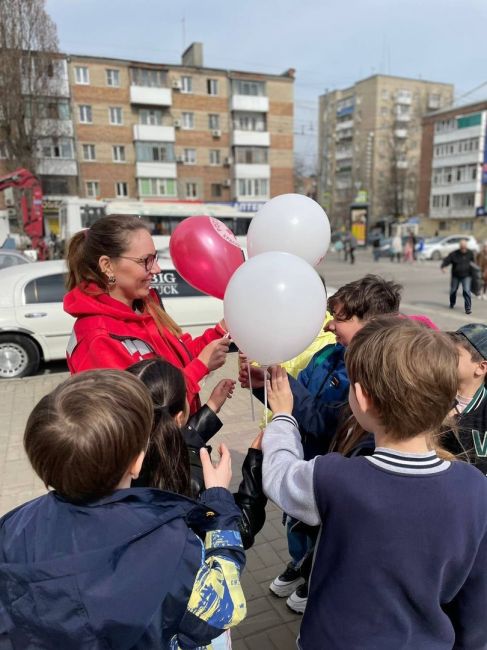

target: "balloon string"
[247,361,256,421]
[263,365,269,427]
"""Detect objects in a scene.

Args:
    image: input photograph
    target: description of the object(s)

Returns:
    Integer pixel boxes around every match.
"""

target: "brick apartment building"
[70,42,294,206]
[418,100,487,238]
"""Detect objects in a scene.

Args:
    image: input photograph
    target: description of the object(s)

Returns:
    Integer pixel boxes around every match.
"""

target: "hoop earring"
[107,275,116,285]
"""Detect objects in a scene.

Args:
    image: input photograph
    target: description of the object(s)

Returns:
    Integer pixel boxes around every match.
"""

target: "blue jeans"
[286,516,312,567]
[450,275,472,312]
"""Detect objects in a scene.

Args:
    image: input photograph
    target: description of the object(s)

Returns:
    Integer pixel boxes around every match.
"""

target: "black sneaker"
[269,563,304,598]
[286,581,309,614]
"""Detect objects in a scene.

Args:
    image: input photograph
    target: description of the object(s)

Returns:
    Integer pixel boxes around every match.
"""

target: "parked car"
[0,259,224,379]
[0,250,32,270]
[420,235,479,261]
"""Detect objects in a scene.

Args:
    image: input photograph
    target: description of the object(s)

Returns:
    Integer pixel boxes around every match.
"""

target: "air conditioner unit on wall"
[224,157,233,166]
[173,119,181,128]
[172,79,182,90]
[176,155,185,164]
[212,129,222,138]
[222,179,231,188]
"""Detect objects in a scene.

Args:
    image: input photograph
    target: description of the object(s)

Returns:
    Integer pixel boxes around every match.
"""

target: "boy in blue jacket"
[0,370,246,650]
[263,317,487,649]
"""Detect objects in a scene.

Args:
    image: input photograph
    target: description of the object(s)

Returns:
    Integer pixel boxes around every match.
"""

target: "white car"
[0,259,223,379]
[420,235,479,261]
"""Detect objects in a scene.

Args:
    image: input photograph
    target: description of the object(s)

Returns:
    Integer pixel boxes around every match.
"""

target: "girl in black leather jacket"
[128,357,267,549]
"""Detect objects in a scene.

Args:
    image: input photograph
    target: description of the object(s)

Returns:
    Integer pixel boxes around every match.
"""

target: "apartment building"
[69,42,294,208]
[317,75,453,229]
[418,100,487,237]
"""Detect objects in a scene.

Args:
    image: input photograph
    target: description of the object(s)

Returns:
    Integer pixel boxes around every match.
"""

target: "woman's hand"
[200,443,232,489]
[238,353,269,389]
[250,430,264,450]
[267,366,293,415]
[207,378,236,413]
[198,338,231,371]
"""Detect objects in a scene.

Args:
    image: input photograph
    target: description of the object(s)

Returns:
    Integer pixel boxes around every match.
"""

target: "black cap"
[456,323,487,360]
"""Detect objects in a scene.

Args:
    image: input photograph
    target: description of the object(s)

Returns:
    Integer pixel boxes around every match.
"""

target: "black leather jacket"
[184,407,267,550]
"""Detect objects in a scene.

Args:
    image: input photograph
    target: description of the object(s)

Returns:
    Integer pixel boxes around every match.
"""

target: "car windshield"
[424,237,443,245]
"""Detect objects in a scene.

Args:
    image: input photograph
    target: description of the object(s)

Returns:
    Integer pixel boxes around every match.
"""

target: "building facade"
[317,75,453,230]
[418,100,487,237]
[69,42,294,209]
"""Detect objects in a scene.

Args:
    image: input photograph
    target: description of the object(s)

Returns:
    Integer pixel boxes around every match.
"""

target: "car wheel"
[431,251,441,261]
[0,334,41,379]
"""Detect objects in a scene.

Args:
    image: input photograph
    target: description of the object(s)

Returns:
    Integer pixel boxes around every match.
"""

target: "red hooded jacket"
[63,285,225,414]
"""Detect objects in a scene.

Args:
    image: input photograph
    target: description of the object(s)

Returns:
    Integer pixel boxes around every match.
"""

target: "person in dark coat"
[441,239,475,314]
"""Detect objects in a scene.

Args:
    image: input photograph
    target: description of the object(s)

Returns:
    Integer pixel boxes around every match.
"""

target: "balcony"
[335,149,353,161]
[394,129,408,139]
[232,130,270,147]
[135,162,177,178]
[230,95,269,112]
[395,112,411,123]
[130,86,172,106]
[335,119,353,131]
[37,159,77,176]
[395,92,412,105]
[234,164,270,179]
[37,119,74,137]
[396,160,408,169]
[133,125,175,142]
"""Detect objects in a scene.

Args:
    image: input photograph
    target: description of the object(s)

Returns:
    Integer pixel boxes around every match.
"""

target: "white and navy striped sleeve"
[262,413,320,526]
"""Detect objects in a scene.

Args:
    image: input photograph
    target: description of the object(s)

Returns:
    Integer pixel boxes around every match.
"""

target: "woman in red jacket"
[63,214,230,414]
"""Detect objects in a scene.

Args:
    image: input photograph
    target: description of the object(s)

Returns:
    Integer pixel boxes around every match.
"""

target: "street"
[1,249,484,649]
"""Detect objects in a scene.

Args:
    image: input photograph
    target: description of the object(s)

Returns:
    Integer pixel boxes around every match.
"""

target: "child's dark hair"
[345,316,458,441]
[24,370,153,502]
[126,358,191,496]
[328,274,402,321]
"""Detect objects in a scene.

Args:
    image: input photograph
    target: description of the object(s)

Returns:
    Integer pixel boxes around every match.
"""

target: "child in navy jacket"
[0,370,246,649]
[263,317,487,650]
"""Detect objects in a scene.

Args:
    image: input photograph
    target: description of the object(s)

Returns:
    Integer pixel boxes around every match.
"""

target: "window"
[208,114,220,130]
[232,79,265,96]
[109,107,123,125]
[186,182,198,199]
[235,146,268,164]
[183,148,196,164]
[135,141,175,162]
[41,138,73,159]
[86,181,100,198]
[233,112,266,131]
[237,178,269,197]
[75,66,89,84]
[139,108,163,125]
[112,145,126,162]
[131,68,166,87]
[115,182,128,197]
[82,144,96,161]
[182,112,194,129]
[37,99,70,120]
[211,183,222,197]
[138,178,177,197]
[79,105,92,124]
[181,76,192,93]
[207,79,218,95]
[25,274,66,304]
[106,69,120,87]
[209,150,221,165]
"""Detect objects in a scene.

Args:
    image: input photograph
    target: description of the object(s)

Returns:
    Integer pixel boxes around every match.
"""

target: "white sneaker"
[269,563,304,598]
[286,582,308,614]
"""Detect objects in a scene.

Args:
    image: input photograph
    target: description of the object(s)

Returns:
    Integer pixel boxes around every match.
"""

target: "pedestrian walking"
[476,241,487,299]
[391,233,402,263]
[441,239,475,314]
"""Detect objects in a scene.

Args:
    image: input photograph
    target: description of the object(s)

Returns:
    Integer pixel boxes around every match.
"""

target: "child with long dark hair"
[128,357,267,549]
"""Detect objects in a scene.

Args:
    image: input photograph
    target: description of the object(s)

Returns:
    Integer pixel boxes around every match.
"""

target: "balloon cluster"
[170,194,331,366]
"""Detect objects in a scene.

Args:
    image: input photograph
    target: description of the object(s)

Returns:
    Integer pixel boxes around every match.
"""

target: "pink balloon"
[169,216,245,299]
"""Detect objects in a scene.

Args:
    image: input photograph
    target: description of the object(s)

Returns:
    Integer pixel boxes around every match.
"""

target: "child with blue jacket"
[0,370,246,649]
[263,317,487,649]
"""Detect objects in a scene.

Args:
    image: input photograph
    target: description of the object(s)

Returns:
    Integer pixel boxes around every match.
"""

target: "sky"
[46,0,487,172]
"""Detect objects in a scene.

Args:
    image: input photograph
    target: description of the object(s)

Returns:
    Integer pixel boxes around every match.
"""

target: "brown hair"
[328,274,402,321]
[24,370,153,502]
[65,214,181,336]
[345,316,458,441]
[448,331,484,364]
[127,358,192,497]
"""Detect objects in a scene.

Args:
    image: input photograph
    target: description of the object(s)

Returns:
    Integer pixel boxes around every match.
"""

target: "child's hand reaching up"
[207,379,236,413]
[267,366,294,415]
[200,443,232,489]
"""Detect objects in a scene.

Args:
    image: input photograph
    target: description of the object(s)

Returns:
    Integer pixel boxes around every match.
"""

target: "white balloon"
[224,252,327,366]
[247,193,331,266]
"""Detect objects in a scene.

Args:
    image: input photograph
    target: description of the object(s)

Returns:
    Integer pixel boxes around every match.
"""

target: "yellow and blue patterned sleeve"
[172,529,246,650]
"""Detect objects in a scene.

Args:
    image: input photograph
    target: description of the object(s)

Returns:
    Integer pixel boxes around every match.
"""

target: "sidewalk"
[0,354,301,649]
